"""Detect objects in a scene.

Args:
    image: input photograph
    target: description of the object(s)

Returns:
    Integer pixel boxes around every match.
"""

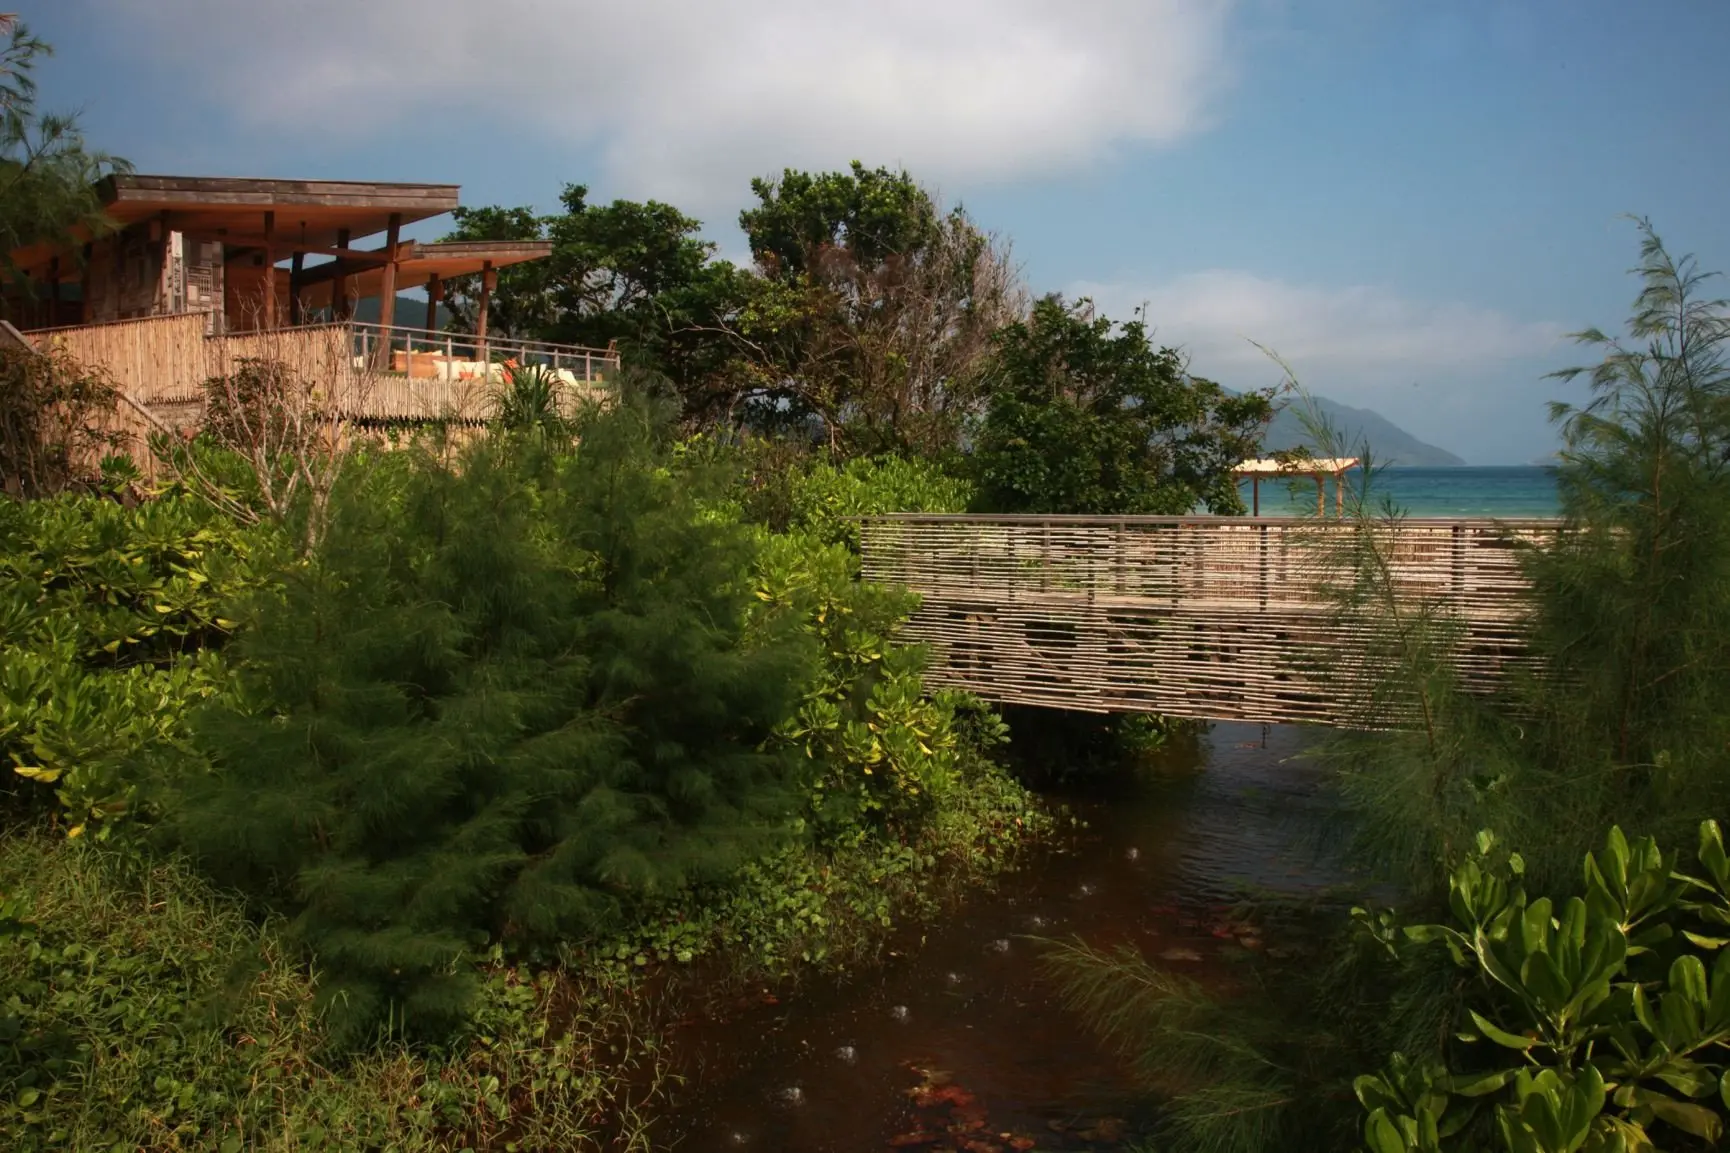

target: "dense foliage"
[0,488,273,834]
[170,396,817,1043]
[1356,822,1730,1152]
[972,295,1275,515]
[0,343,127,497]
[0,17,129,294]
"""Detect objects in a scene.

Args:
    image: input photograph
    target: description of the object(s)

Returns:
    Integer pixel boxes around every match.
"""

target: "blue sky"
[31,0,1730,463]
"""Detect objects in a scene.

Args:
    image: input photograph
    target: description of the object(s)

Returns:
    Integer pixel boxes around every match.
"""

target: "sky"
[28,0,1730,464]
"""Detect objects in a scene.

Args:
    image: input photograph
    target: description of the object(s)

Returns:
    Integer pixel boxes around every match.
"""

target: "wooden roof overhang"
[9,174,462,280]
[296,240,553,309]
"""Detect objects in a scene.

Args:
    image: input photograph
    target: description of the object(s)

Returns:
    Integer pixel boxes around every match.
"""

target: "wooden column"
[476,260,495,362]
[261,211,277,330]
[1335,472,1345,517]
[373,214,402,371]
[1251,476,1260,517]
[425,273,442,332]
[1314,476,1324,517]
[376,213,402,330]
[332,228,351,320]
[288,251,305,325]
[79,244,93,325]
[44,256,59,327]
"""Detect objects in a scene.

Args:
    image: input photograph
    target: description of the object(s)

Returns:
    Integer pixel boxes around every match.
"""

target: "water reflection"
[671,722,1342,1151]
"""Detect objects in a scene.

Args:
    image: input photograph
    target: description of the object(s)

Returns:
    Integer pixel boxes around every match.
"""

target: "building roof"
[295,240,555,311]
[9,174,463,280]
[1232,456,1361,476]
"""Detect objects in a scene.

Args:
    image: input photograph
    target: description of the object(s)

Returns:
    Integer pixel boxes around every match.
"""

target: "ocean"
[1236,466,1560,519]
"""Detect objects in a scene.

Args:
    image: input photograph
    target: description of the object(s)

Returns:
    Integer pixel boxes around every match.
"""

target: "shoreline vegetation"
[7,17,1730,1150]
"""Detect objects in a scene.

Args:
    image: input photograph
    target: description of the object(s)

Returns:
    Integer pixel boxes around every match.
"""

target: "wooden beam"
[332,228,351,321]
[281,242,416,264]
[289,251,305,325]
[261,210,276,330]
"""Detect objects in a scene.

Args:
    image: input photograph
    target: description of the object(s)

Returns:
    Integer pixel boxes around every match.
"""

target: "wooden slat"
[858,515,1560,727]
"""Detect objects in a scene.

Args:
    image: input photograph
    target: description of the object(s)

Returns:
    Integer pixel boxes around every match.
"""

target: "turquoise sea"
[1237,466,1560,519]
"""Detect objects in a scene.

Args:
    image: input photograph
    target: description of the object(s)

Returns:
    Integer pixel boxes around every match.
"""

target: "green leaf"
[1471,1009,1539,1051]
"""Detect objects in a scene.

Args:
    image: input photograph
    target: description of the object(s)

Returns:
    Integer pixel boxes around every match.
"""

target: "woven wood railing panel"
[858,515,1560,726]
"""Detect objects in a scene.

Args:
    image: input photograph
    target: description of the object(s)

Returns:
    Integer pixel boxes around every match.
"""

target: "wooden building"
[4,174,616,474]
[5,174,552,338]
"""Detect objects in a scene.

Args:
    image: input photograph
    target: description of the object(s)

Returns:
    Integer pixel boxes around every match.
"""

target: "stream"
[665,721,1349,1151]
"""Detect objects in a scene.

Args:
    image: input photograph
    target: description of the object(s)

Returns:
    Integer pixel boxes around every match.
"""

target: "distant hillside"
[350,295,453,329]
[1261,394,1466,467]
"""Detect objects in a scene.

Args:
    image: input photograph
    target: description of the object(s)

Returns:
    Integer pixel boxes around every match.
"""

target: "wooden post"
[79,244,92,326]
[375,213,402,370]
[425,273,442,332]
[289,251,305,325]
[1251,476,1260,516]
[476,260,495,364]
[332,228,351,320]
[1335,471,1345,517]
[261,211,276,330]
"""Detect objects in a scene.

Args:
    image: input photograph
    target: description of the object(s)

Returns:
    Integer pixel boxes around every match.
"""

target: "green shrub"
[1354,820,1730,1152]
[170,396,817,1044]
[786,453,973,547]
[0,493,274,834]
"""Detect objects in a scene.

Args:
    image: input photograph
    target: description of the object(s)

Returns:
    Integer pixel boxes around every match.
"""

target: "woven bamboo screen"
[857,514,1562,726]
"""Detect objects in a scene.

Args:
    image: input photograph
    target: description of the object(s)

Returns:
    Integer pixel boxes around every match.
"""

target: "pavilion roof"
[1232,456,1361,477]
[9,174,462,280]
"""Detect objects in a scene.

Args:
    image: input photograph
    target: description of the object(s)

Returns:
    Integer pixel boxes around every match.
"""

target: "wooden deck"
[29,314,620,480]
[858,514,1560,726]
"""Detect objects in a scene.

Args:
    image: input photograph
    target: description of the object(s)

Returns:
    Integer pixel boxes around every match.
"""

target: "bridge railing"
[857,515,1562,726]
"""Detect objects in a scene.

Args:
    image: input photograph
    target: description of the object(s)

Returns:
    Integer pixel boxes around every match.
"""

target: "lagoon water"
[1240,465,1560,519]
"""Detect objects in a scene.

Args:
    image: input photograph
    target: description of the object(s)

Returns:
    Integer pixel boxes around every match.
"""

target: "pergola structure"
[1232,456,1361,516]
[5,174,546,342]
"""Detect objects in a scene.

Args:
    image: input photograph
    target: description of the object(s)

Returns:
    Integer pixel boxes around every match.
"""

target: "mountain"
[350,294,453,329]
[1260,394,1466,467]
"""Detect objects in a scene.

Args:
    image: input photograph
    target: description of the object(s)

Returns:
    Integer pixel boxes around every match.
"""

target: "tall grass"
[0,829,665,1152]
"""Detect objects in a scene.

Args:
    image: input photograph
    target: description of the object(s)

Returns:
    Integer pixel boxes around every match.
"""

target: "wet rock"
[834,1043,858,1063]
[890,1004,911,1022]
[1125,846,1141,861]
[988,938,1011,954]
[777,1085,805,1107]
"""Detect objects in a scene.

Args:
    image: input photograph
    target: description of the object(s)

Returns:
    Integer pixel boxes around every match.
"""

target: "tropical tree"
[0,17,129,290]
[971,295,1275,515]
[724,162,1025,457]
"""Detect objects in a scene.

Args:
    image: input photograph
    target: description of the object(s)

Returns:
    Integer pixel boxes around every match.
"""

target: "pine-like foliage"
[170,387,815,1044]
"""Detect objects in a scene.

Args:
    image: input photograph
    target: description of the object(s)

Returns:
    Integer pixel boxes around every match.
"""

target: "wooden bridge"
[858,515,1561,726]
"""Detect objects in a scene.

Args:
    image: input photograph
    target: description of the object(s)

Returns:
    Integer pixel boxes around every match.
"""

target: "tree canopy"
[0,18,129,288]
[970,295,1275,515]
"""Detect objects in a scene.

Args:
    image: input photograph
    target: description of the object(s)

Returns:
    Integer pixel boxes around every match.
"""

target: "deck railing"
[349,322,617,382]
[859,514,1563,726]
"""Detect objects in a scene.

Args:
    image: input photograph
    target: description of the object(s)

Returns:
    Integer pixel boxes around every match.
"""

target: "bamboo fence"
[857,514,1561,727]
[28,315,618,478]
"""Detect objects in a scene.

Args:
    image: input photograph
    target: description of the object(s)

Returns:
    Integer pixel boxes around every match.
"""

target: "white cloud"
[1073,270,1567,385]
[1071,271,1573,462]
[102,0,1236,207]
